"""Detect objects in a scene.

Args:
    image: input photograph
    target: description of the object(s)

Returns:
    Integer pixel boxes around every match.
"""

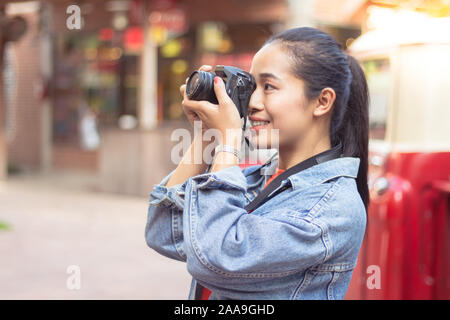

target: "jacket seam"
[291,269,314,299]
[302,180,345,263]
[171,208,186,260]
[309,262,356,272]
[310,219,332,263]
[327,271,340,300]
[194,174,247,192]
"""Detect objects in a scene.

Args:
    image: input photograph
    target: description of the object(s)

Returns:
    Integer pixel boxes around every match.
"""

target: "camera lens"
[190,72,200,88]
[186,71,217,103]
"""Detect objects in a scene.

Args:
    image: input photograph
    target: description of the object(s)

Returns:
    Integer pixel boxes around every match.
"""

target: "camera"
[186,65,256,125]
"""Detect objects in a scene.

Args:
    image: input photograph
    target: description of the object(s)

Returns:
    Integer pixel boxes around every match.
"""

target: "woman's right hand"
[179,65,213,129]
[165,66,215,187]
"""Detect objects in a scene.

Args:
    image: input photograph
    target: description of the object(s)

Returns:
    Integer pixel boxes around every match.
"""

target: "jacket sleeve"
[182,166,328,290]
[145,171,187,262]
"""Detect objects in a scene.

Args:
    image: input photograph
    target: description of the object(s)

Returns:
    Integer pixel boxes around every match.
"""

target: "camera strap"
[245,142,343,213]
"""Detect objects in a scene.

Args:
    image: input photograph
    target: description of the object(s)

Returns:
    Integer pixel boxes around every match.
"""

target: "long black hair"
[265,27,370,210]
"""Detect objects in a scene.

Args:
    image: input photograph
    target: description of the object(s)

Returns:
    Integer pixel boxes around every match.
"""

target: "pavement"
[0,172,192,299]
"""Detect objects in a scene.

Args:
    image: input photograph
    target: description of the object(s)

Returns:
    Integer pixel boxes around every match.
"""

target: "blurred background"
[0,0,449,299]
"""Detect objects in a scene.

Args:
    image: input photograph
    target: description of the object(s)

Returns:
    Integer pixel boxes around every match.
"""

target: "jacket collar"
[258,156,360,190]
[287,157,360,189]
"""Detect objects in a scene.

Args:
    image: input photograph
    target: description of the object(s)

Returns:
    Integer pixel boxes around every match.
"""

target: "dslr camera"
[186,65,256,127]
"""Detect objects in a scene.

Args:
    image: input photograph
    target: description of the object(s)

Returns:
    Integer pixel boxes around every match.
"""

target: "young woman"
[145,27,369,300]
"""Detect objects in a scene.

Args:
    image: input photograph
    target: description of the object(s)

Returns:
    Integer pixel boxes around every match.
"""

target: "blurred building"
[1,0,374,195]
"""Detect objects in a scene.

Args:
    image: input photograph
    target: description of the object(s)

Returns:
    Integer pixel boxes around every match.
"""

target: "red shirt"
[200,168,285,300]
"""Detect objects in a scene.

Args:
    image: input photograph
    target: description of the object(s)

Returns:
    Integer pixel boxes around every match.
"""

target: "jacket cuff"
[149,170,186,210]
[191,165,247,192]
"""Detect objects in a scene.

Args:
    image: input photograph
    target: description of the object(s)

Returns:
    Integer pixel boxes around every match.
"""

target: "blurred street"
[0,173,192,299]
[1,0,449,300]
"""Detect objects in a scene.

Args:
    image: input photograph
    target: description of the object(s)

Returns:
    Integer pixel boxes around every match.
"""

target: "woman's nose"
[248,90,264,113]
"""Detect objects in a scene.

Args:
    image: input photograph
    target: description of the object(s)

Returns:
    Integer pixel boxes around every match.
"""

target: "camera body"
[186,65,256,121]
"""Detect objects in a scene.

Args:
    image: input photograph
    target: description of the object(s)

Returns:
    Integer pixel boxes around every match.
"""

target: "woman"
[145,27,369,300]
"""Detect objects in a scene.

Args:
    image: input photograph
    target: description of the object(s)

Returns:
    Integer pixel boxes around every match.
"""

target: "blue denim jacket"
[145,155,366,300]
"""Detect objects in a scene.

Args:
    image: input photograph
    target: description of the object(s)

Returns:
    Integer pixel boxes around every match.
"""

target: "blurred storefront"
[2,0,383,194]
[49,0,146,173]
[2,0,289,195]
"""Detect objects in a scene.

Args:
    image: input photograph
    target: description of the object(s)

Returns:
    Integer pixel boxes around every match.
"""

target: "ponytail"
[341,55,370,210]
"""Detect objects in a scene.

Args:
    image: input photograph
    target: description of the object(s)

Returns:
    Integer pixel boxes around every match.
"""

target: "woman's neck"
[277,136,331,170]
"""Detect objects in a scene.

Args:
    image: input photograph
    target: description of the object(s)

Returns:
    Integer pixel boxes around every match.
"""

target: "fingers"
[213,76,233,106]
[182,98,213,114]
[179,84,186,97]
[182,88,218,121]
[199,64,212,72]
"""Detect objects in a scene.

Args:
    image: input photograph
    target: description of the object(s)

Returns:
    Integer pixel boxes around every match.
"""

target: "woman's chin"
[248,137,272,149]
[247,127,280,150]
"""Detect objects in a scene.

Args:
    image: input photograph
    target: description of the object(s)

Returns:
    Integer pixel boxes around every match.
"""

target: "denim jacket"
[145,155,366,300]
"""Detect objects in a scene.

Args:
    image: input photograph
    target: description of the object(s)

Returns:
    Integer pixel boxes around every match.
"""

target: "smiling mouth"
[250,120,270,130]
[250,120,270,127]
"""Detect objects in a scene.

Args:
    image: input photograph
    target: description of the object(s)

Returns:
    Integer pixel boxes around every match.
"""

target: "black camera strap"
[245,142,343,213]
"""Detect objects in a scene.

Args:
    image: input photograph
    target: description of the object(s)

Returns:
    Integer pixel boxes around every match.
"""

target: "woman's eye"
[264,83,275,91]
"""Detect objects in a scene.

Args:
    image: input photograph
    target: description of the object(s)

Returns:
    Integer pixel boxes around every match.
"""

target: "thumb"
[213,77,233,106]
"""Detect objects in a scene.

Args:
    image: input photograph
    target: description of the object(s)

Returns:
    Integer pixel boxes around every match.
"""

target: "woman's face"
[248,42,315,150]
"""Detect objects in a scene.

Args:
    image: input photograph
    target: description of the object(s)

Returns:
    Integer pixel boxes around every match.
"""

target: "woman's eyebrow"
[259,72,281,81]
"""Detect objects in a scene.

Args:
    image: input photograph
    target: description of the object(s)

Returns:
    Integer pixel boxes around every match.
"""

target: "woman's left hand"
[181,77,243,143]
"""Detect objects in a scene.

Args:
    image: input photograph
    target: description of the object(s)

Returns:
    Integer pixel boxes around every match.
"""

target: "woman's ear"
[313,87,336,117]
